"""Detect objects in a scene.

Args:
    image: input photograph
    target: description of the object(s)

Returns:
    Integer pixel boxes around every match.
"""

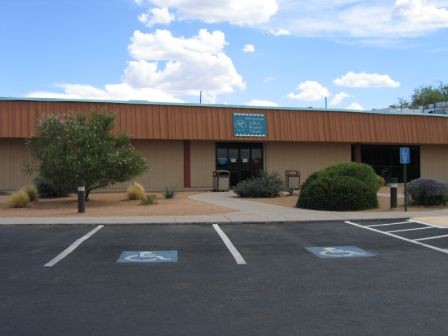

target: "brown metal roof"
[1,98,448,144]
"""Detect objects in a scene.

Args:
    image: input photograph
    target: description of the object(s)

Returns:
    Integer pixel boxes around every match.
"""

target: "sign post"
[400,147,410,211]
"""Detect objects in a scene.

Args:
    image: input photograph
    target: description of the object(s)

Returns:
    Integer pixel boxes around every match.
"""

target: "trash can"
[285,170,301,190]
[213,170,230,191]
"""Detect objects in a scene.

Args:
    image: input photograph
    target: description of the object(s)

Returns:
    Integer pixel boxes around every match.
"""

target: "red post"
[353,143,362,163]
[183,140,191,188]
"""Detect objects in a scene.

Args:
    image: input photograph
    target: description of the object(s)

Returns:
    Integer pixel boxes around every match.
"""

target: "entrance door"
[216,142,263,187]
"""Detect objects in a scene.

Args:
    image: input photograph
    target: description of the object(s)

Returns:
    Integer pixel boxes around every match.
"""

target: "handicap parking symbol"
[117,251,178,263]
[306,246,375,259]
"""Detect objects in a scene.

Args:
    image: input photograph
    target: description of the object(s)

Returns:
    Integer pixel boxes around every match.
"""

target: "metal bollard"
[77,185,85,213]
[390,177,397,209]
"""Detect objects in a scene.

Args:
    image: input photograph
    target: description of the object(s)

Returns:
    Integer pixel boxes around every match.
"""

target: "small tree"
[26,109,148,200]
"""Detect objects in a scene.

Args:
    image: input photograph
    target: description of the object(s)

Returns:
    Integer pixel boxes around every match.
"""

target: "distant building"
[373,101,448,115]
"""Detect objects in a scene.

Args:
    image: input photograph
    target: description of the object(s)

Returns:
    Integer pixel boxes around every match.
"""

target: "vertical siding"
[420,145,448,182]
[265,142,351,183]
[0,139,33,191]
[190,141,215,189]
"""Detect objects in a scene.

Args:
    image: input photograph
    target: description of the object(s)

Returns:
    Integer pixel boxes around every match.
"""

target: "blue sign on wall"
[117,251,178,263]
[305,246,376,258]
[233,113,267,137]
[400,147,410,164]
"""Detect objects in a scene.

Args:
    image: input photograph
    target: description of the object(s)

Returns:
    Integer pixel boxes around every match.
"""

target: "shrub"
[318,162,382,193]
[234,172,285,198]
[21,185,38,202]
[7,190,30,208]
[407,178,448,206]
[376,175,385,189]
[139,194,158,205]
[33,175,71,197]
[297,162,379,211]
[163,188,176,199]
[127,182,145,200]
[297,176,378,211]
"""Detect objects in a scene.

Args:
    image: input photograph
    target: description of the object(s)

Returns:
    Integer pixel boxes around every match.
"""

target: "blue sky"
[1,0,447,110]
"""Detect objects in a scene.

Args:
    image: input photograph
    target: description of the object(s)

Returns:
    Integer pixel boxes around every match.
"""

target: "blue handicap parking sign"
[400,147,410,164]
[117,251,178,263]
[306,246,375,259]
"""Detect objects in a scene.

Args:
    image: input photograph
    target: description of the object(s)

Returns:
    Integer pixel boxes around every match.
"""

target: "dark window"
[360,145,420,183]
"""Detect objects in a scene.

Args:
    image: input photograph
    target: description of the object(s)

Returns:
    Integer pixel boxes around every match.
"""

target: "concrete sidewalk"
[1,191,448,225]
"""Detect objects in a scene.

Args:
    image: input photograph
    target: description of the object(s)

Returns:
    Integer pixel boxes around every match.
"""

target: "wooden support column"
[353,143,362,163]
[183,140,191,188]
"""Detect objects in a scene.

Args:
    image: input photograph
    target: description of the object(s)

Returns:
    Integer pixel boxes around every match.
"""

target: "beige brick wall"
[0,139,33,191]
[264,142,351,184]
[420,145,448,182]
[190,141,215,189]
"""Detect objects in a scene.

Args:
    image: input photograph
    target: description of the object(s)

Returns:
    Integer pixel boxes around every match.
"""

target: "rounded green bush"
[297,162,379,211]
[319,162,382,193]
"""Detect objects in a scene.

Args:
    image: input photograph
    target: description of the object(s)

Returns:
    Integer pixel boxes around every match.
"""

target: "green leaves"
[27,109,149,200]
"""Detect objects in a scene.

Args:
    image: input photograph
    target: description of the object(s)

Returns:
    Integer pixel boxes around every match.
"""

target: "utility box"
[213,170,230,191]
[285,170,301,190]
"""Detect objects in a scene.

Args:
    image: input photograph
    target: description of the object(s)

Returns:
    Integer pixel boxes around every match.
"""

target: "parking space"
[346,218,448,253]
[2,221,448,336]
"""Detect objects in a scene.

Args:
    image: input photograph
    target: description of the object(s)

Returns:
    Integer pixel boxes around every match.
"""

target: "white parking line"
[44,225,104,267]
[387,226,434,233]
[212,224,246,265]
[345,221,448,255]
[414,234,448,242]
[366,221,412,228]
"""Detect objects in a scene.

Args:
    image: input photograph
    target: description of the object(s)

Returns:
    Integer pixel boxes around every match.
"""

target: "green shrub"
[127,182,145,200]
[297,175,378,211]
[21,185,38,202]
[163,188,176,199]
[407,178,448,206]
[34,175,71,197]
[319,162,382,193]
[7,190,30,208]
[234,172,285,198]
[139,194,158,205]
[297,162,379,211]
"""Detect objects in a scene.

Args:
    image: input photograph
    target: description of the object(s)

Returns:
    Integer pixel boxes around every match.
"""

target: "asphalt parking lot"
[2,220,448,336]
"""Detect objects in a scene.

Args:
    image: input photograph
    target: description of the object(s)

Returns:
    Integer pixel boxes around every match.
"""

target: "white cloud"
[269,28,291,36]
[138,7,175,27]
[346,102,365,110]
[264,76,276,83]
[141,0,279,25]
[27,83,182,102]
[246,99,279,106]
[269,0,448,43]
[287,81,330,101]
[27,29,245,103]
[329,92,350,106]
[243,44,255,53]
[334,71,400,88]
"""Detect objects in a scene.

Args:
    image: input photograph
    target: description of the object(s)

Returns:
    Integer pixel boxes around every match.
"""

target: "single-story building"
[1,97,448,192]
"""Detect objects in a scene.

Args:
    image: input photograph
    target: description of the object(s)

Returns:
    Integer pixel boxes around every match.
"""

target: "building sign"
[233,113,267,137]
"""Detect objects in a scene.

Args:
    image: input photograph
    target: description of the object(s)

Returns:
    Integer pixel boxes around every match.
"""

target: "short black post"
[390,177,397,209]
[77,184,85,214]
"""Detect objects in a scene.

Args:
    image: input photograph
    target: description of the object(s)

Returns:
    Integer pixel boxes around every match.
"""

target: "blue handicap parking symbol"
[306,246,375,259]
[117,251,178,263]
